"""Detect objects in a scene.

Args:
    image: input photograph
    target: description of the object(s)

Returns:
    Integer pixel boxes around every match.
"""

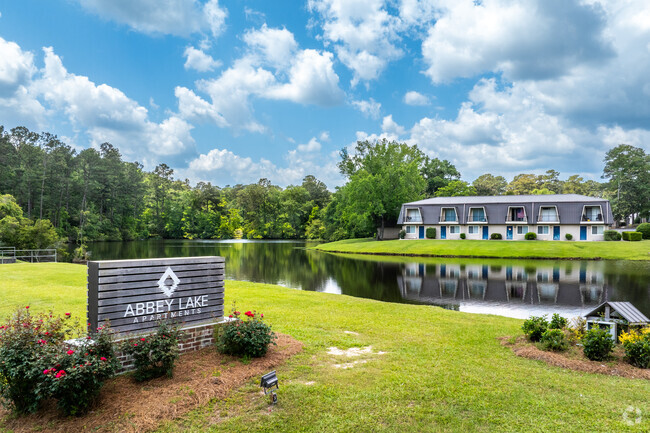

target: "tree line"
[0,125,648,249]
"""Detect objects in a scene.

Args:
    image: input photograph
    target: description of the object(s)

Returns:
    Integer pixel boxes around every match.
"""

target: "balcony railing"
[506,216,528,223]
[467,216,487,222]
[439,216,458,223]
[405,216,422,222]
[538,215,560,222]
[581,214,603,222]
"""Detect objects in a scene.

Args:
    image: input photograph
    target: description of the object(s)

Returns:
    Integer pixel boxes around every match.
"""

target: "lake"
[80,239,650,320]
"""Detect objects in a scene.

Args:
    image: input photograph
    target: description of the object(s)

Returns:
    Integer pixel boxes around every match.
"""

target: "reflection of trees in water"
[84,240,650,314]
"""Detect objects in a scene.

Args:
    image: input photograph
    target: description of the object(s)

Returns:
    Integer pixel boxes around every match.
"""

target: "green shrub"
[541,329,568,351]
[549,313,567,330]
[425,227,436,239]
[399,230,406,239]
[121,321,183,382]
[628,231,642,241]
[622,231,630,241]
[603,230,621,241]
[565,233,573,240]
[490,233,502,240]
[619,328,650,368]
[460,233,466,239]
[524,232,537,240]
[582,327,614,361]
[637,222,650,239]
[0,307,76,414]
[522,315,548,342]
[217,308,277,358]
[41,326,117,416]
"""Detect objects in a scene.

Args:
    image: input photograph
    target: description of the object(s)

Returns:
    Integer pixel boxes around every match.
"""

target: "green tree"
[506,174,539,195]
[602,144,650,222]
[472,174,507,196]
[421,157,461,197]
[435,180,477,197]
[337,139,426,240]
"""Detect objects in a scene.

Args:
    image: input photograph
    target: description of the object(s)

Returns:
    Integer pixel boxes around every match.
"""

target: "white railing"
[0,248,57,263]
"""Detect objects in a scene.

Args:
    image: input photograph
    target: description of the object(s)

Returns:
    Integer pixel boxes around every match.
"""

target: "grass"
[3,263,650,432]
[313,238,650,261]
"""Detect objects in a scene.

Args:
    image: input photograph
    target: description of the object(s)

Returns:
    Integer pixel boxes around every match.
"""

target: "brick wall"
[114,322,219,373]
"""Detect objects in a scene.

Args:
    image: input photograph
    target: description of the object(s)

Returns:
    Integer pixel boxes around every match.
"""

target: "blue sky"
[1,0,649,189]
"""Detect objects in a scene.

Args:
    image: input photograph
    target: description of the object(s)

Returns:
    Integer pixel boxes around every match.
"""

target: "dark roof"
[405,194,605,206]
[584,301,650,325]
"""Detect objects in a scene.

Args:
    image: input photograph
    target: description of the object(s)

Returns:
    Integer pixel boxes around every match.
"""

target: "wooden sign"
[87,256,224,335]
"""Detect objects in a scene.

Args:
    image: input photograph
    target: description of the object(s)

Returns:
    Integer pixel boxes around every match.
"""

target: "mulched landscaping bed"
[501,335,650,380]
[0,333,302,433]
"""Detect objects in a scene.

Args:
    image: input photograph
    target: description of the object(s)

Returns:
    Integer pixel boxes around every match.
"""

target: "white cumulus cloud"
[350,98,381,119]
[183,46,221,72]
[403,91,430,106]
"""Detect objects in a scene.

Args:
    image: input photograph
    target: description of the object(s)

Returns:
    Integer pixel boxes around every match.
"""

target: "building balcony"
[506,216,528,223]
[405,216,422,223]
[467,216,488,223]
[537,216,560,223]
[581,214,603,223]
[439,217,459,223]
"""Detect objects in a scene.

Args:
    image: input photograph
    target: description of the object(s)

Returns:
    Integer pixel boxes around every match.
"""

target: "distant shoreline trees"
[0,125,646,245]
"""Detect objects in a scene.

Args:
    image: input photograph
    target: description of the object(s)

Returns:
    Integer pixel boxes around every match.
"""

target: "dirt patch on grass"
[501,336,650,380]
[0,333,302,433]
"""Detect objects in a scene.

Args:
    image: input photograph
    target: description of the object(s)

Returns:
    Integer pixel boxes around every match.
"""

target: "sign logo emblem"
[157,267,180,298]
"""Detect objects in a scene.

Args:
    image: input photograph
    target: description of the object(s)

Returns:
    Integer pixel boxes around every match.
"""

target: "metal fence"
[0,247,57,263]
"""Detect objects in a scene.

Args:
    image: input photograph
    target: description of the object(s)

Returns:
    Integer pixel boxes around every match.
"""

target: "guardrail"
[0,248,57,263]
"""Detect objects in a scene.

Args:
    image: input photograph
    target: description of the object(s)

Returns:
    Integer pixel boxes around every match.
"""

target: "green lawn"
[2,263,650,432]
[313,238,650,261]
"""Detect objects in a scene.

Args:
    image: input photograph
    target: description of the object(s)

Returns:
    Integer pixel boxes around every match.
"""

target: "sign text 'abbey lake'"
[87,256,225,334]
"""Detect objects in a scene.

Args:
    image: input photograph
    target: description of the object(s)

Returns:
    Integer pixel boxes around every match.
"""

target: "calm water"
[79,240,650,320]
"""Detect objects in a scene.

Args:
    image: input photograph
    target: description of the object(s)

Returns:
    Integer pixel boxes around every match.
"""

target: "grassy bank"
[2,263,650,432]
[313,238,650,261]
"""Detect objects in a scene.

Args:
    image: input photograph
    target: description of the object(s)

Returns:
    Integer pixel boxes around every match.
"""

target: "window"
[583,206,602,221]
[405,208,421,222]
[516,226,528,235]
[537,226,549,235]
[442,208,457,222]
[449,226,460,234]
[539,207,558,222]
[468,225,480,234]
[469,207,486,222]
[508,206,526,222]
[592,226,604,235]
[405,226,415,234]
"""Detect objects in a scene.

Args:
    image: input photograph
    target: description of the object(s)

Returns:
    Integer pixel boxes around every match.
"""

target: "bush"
[622,231,630,241]
[459,233,466,239]
[582,327,614,361]
[217,307,277,358]
[637,223,650,239]
[549,313,567,330]
[524,232,537,240]
[121,321,183,382]
[399,229,406,239]
[628,231,643,241]
[619,327,650,368]
[490,233,502,240]
[565,233,573,240]
[522,315,548,342]
[603,230,621,241]
[425,227,436,239]
[0,307,76,414]
[566,317,587,343]
[41,325,117,416]
[541,329,568,351]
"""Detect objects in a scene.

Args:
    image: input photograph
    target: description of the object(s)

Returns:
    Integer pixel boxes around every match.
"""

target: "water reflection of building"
[397,262,605,318]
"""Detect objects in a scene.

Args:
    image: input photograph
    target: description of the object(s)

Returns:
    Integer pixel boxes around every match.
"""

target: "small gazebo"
[584,301,650,342]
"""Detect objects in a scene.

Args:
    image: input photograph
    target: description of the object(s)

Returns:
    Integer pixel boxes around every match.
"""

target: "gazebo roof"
[584,301,650,325]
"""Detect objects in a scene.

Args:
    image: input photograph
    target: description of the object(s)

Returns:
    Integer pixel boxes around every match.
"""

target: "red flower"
[25,306,29,309]
[55,370,66,378]
[229,315,233,318]
[245,311,254,317]
[140,337,146,341]
[65,313,71,316]
[100,357,107,361]
[43,369,49,375]
[261,314,264,318]
[67,350,74,355]
[133,343,138,347]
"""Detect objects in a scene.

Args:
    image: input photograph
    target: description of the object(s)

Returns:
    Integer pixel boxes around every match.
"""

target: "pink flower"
[67,350,74,355]
[43,369,49,375]
[261,314,264,318]
[100,357,107,361]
